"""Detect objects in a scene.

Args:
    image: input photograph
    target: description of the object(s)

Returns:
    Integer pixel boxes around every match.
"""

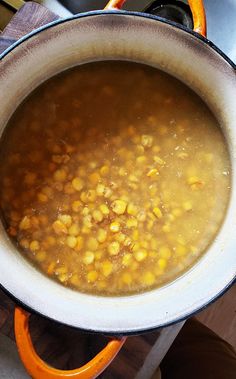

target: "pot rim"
[0,10,235,334]
[0,276,235,336]
[1,9,235,69]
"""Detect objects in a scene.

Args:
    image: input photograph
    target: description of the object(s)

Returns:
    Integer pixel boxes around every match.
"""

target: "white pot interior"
[0,12,235,333]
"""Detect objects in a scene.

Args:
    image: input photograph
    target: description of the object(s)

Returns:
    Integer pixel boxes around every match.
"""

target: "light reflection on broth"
[0,61,231,295]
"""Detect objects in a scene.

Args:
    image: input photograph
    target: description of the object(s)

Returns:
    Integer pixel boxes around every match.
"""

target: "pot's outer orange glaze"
[15,307,126,379]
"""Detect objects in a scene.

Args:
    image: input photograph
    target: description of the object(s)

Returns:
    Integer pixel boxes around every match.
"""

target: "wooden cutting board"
[0,3,183,377]
[0,1,59,54]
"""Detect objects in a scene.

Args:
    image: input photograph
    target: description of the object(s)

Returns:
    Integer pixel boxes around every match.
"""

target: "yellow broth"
[0,61,231,295]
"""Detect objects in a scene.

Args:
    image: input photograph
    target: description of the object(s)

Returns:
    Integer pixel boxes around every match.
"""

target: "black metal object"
[144,0,193,29]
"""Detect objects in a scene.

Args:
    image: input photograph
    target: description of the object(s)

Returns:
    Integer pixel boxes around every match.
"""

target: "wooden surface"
[197,284,236,349]
[0,1,59,54]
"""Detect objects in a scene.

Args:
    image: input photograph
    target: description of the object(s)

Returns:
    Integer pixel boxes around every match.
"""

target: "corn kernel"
[140,240,148,249]
[104,187,113,198]
[24,172,37,185]
[66,236,77,248]
[129,174,138,182]
[153,207,163,219]
[134,250,147,262]
[142,272,155,286]
[204,153,213,163]
[96,183,105,196]
[177,152,188,159]
[58,273,68,283]
[111,199,127,215]
[47,262,56,275]
[136,144,145,154]
[89,172,100,184]
[108,241,120,255]
[136,155,147,164]
[87,190,96,202]
[126,218,138,228]
[187,176,204,188]
[100,165,109,176]
[159,246,171,259]
[132,242,140,252]
[56,266,67,275]
[52,220,67,234]
[87,270,98,282]
[36,251,46,262]
[19,238,29,249]
[172,208,182,217]
[83,215,92,228]
[42,186,53,198]
[58,214,72,227]
[87,237,99,251]
[68,224,79,236]
[141,134,153,147]
[122,272,132,285]
[137,211,146,222]
[72,177,84,191]
[76,236,84,251]
[124,237,132,247]
[83,251,95,265]
[175,245,187,256]
[99,204,110,215]
[92,210,103,222]
[95,251,103,260]
[82,207,90,216]
[54,169,67,182]
[153,156,165,165]
[96,229,107,243]
[64,183,75,195]
[132,230,139,240]
[119,167,127,176]
[80,191,87,202]
[30,240,40,251]
[122,253,132,266]
[19,216,31,230]
[101,261,113,277]
[177,235,186,245]
[45,236,56,246]
[127,203,138,216]
[150,239,158,250]
[158,258,167,269]
[183,201,193,211]
[159,125,168,135]
[115,233,126,243]
[147,168,159,177]
[147,220,154,230]
[110,221,120,233]
[70,274,80,286]
[37,193,48,203]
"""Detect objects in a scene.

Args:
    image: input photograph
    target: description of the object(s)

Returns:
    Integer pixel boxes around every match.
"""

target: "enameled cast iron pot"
[0,0,235,377]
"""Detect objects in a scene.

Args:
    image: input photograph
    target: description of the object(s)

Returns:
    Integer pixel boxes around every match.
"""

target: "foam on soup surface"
[0,61,230,295]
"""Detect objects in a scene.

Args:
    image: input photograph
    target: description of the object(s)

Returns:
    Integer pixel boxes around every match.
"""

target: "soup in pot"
[0,61,230,295]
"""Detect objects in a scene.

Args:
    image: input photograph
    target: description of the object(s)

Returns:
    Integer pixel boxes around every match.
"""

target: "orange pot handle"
[14,307,126,379]
[105,0,206,37]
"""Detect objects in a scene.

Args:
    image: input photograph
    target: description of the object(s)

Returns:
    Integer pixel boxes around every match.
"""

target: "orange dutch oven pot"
[14,1,204,377]
[13,1,204,376]
[0,0,235,378]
